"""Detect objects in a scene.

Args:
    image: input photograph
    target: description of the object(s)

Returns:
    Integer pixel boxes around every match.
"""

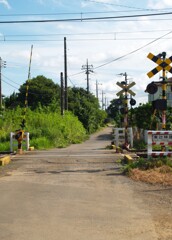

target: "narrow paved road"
[0,126,170,240]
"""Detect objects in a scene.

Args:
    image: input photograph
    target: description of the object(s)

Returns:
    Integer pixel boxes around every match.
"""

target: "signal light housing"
[146,83,158,94]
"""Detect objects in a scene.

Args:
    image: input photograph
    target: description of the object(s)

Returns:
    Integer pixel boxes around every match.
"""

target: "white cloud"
[148,0,172,8]
[0,0,11,9]
[2,0,172,106]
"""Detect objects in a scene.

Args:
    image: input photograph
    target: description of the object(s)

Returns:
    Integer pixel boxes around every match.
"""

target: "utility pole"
[0,57,6,109]
[102,90,105,110]
[96,80,102,99]
[60,72,64,116]
[64,37,68,110]
[105,96,107,110]
[81,59,93,93]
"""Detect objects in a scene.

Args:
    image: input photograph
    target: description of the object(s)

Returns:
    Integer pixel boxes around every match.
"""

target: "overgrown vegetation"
[133,139,147,150]
[107,99,172,130]
[0,106,88,151]
[122,157,172,185]
[122,157,172,173]
[0,75,108,151]
[4,76,107,135]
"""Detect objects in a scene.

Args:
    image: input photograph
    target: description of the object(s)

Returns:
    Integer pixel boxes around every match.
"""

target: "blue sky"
[1,0,172,106]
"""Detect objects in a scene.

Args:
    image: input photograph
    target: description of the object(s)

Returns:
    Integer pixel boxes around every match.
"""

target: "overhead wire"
[1,73,59,96]
[2,10,172,97]
[1,27,172,42]
[84,0,157,11]
[0,11,172,23]
[94,30,172,69]
[4,30,172,84]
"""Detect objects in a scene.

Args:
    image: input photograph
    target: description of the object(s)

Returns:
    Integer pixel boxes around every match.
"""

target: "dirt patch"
[130,166,172,186]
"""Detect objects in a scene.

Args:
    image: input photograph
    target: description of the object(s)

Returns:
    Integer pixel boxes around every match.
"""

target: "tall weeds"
[0,107,87,151]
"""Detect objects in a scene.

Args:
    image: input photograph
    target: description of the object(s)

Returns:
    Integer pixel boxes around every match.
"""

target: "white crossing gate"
[113,128,133,147]
[10,132,30,152]
[147,130,172,157]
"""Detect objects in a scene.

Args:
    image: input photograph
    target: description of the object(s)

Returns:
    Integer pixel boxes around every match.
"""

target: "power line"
[2,28,172,37]
[84,0,155,11]
[2,74,20,86]
[94,30,172,70]
[1,28,172,42]
[0,11,172,23]
[1,74,58,96]
[2,36,172,42]
[1,7,172,18]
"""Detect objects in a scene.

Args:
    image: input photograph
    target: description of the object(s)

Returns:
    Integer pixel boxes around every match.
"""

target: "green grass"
[122,157,172,175]
[0,107,88,151]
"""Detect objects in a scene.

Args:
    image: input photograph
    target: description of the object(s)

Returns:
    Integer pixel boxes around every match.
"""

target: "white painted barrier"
[147,130,172,157]
[113,127,133,147]
[10,132,30,152]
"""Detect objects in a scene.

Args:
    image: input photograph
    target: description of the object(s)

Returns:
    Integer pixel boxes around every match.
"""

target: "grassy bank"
[0,107,88,151]
[122,157,172,186]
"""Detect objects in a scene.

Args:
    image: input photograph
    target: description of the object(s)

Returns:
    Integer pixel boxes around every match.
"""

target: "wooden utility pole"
[64,37,68,110]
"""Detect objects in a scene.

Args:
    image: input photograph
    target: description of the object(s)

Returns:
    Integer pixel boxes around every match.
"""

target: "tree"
[5,75,60,110]
[68,87,106,133]
[4,92,19,108]
[131,103,153,129]
[107,98,124,127]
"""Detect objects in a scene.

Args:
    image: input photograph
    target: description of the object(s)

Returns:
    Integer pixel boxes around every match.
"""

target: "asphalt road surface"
[0,126,172,240]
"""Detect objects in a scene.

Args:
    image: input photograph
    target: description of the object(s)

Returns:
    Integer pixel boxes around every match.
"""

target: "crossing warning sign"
[116,81,136,96]
[147,52,172,78]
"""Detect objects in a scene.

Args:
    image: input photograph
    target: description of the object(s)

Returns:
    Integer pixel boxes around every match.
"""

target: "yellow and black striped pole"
[21,45,33,129]
[162,52,167,130]
[15,45,33,151]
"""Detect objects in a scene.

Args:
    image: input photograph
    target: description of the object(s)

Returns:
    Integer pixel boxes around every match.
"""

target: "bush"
[0,107,87,151]
[122,157,172,174]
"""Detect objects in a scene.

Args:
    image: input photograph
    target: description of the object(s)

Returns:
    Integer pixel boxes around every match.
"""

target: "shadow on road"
[96,133,112,141]
[33,167,122,175]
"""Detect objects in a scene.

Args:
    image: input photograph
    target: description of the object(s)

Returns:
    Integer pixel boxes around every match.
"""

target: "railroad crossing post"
[147,51,172,130]
[161,52,167,129]
[116,74,136,148]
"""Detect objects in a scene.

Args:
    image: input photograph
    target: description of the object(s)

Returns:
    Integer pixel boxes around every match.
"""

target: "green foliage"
[106,98,122,127]
[5,75,60,110]
[68,87,107,133]
[0,107,87,151]
[133,139,147,150]
[131,103,153,130]
[122,157,172,174]
[5,79,107,134]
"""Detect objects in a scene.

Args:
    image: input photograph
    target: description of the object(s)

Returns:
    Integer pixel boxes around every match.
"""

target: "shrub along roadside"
[0,107,88,151]
[122,157,172,186]
[122,157,172,174]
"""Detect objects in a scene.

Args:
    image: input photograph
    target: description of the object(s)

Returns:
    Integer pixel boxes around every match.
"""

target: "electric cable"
[0,11,172,23]
[94,30,172,69]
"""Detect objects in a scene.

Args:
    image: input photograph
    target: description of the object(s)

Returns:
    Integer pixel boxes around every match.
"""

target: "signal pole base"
[17,149,23,154]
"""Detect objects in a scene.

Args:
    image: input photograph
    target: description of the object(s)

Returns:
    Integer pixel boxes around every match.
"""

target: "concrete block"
[0,156,11,166]
[123,154,133,164]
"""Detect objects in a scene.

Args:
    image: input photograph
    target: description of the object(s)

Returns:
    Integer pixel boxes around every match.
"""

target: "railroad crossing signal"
[116,81,136,96]
[147,52,172,78]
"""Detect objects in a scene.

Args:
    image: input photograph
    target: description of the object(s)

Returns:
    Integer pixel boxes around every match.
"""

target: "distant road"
[0,126,170,240]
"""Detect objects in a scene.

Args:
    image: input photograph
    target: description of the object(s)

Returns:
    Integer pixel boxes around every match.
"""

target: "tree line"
[4,75,107,133]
